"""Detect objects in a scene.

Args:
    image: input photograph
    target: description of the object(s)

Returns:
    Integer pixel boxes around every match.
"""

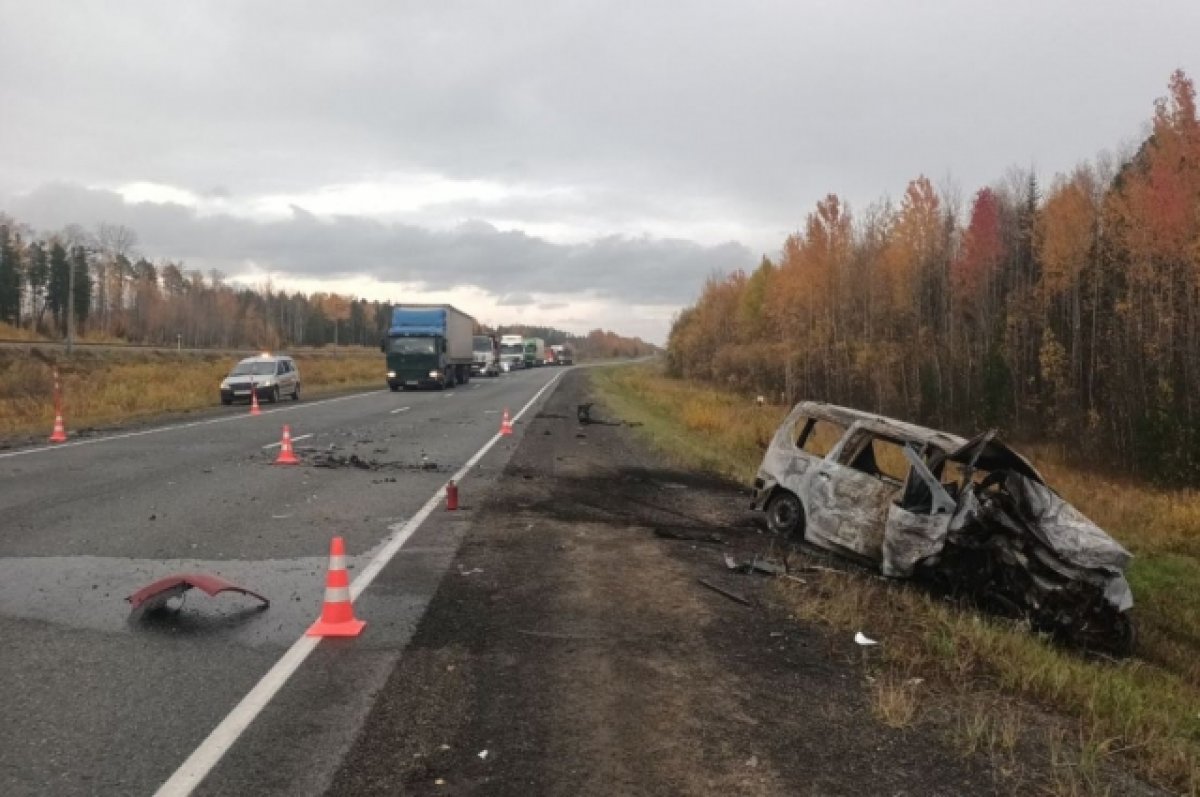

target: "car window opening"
[842,434,910,485]
[796,418,846,458]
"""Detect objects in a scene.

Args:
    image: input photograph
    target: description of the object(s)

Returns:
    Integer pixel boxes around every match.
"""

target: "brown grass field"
[591,362,1200,794]
[0,345,383,437]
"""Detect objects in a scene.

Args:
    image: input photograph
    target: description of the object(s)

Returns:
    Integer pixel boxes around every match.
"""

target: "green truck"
[523,337,545,367]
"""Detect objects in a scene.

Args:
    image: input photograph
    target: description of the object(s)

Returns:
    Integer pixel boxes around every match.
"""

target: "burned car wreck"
[751,402,1135,654]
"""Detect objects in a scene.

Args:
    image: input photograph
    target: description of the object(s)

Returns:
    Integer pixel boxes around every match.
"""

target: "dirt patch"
[328,370,1164,796]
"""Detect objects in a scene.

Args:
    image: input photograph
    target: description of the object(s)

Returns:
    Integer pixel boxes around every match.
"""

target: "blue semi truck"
[381,305,476,390]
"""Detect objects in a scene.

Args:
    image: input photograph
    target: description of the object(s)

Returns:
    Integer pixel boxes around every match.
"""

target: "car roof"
[237,354,292,364]
[791,401,967,452]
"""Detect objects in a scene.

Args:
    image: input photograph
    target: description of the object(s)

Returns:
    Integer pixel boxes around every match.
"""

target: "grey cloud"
[4,184,753,306]
[2,1,1194,234]
[497,293,536,306]
[538,302,568,310]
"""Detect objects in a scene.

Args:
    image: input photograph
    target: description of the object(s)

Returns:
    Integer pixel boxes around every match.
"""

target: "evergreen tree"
[47,241,70,329]
[71,247,92,328]
[0,225,20,325]
[26,241,49,329]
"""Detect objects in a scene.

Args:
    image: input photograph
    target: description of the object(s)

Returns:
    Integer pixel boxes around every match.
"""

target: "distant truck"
[499,335,525,371]
[381,305,475,390]
[550,344,574,366]
[523,337,546,367]
[472,334,501,377]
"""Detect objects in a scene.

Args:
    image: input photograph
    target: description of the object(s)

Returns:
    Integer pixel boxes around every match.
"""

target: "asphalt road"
[0,365,566,796]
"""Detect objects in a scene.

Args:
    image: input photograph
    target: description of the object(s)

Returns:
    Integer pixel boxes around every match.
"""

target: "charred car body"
[751,402,1135,654]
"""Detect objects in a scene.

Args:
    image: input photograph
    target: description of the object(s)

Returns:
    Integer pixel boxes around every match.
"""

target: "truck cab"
[471,335,501,377]
[500,335,525,371]
[383,305,475,390]
[523,337,546,367]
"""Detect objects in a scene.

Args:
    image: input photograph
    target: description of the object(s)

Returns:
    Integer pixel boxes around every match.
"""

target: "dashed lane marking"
[261,434,313,450]
[153,370,565,796]
[0,391,384,461]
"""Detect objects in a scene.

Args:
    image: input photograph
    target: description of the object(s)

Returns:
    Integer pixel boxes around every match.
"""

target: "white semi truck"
[499,334,526,371]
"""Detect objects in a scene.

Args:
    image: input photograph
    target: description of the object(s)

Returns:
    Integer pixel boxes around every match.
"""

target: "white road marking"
[154,371,565,796]
[261,434,312,450]
[0,390,385,461]
[389,406,411,414]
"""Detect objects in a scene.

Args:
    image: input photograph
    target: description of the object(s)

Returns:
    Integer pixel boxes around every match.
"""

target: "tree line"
[0,222,654,360]
[668,69,1200,483]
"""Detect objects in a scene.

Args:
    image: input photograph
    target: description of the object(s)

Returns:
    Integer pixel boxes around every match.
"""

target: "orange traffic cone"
[250,382,262,416]
[274,424,300,465]
[500,408,513,437]
[49,373,68,443]
[307,537,365,637]
[49,410,68,443]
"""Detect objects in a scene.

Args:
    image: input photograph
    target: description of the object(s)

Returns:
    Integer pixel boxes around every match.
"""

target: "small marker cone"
[49,411,68,443]
[49,374,67,443]
[250,383,262,416]
[446,480,459,511]
[500,407,513,437]
[307,536,365,637]
[274,424,300,465]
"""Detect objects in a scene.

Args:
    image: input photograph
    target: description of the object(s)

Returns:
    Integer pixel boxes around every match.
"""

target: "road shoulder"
[326,369,1141,796]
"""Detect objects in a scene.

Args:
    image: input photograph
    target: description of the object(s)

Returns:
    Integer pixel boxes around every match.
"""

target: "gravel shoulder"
[327,369,1148,796]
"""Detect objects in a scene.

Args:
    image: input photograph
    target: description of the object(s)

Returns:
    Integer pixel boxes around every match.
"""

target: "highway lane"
[0,366,565,796]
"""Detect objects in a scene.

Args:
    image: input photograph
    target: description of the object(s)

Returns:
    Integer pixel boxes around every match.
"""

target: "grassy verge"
[590,362,1200,794]
[0,347,383,436]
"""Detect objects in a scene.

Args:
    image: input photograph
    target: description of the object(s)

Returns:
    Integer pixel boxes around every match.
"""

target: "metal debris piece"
[697,578,752,607]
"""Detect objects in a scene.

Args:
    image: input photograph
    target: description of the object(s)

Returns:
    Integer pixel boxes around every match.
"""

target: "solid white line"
[0,390,384,461]
[153,370,564,797]
[261,433,312,450]
[389,406,411,414]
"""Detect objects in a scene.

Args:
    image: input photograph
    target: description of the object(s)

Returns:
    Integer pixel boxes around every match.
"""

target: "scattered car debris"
[309,450,444,472]
[126,573,269,619]
[751,401,1137,654]
[575,403,643,428]
[312,452,375,470]
[723,551,787,576]
[697,578,752,607]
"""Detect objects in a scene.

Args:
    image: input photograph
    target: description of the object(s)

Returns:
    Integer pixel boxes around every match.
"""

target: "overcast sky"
[1,1,1196,342]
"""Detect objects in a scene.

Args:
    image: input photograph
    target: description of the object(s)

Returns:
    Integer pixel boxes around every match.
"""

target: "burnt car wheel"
[766,490,804,540]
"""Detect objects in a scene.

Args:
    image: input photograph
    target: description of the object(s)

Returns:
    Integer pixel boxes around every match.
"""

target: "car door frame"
[802,423,905,563]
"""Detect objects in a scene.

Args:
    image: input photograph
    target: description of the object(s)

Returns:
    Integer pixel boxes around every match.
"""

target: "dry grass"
[0,321,47,342]
[590,361,1200,794]
[870,673,920,728]
[0,347,383,436]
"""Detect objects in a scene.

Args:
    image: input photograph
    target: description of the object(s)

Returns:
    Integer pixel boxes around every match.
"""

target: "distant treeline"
[668,70,1200,482]
[0,222,655,361]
